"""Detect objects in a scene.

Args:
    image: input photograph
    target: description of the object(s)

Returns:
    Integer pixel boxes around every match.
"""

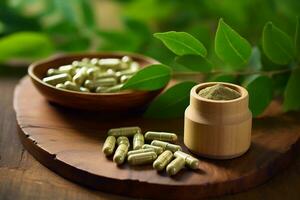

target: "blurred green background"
[0,0,299,75]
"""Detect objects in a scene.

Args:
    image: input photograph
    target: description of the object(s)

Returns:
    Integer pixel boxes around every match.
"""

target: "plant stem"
[172,65,299,77]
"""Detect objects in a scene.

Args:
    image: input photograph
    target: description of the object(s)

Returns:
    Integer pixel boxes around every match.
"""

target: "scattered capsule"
[43,73,71,86]
[127,152,157,165]
[55,83,66,90]
[153,150,173,171]
[174,151,199,170]
[108,127,141,137]
[151,140,182,152]
[102,136,116,156]
[142,144,163,155]
[127,148,156,157]
[166,156,185,176]
[113,137,130,165]
[133,133,144,150]
[117,136,130,146]
[73,67,87,86]
[145,131,178,142]
[102,84,124,93]
[64,81,80,91]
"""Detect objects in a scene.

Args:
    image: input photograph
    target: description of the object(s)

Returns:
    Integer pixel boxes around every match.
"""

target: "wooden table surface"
[1,77,300,200]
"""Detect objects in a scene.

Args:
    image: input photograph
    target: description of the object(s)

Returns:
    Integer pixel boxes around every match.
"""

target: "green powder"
[198,84,241,100]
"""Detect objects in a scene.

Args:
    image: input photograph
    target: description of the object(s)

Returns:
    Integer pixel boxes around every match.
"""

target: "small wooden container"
[184,82,252,159]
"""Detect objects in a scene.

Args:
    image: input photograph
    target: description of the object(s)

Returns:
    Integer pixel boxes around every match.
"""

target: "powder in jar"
[198,84,241,100]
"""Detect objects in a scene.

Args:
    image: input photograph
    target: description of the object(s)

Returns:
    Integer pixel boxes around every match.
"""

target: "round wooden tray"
[14,76,300,199]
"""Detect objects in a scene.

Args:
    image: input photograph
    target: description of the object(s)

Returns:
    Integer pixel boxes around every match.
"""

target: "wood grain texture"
[28,52,161,112]
[12,76,300,199]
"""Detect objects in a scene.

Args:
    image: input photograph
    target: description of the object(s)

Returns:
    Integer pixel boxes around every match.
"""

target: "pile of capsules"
[42,56,139,93]
[102,126,199,176]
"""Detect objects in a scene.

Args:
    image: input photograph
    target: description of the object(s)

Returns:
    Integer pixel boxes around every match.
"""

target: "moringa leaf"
[262,22,294,65]
[248,46,262,71]
[154,31,207,57]
[122,64,171,91]
[283,68,300,111]
[215,18,252,68]
[0,32,54,62]
[243,75,273,117]
[175,55,212,73]
[144,81,196,118]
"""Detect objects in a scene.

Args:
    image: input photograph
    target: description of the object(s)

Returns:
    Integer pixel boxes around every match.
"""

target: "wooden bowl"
[28,52,161,112]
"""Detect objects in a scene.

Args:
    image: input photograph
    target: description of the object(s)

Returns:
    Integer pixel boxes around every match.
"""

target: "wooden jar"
[184,82,252,159]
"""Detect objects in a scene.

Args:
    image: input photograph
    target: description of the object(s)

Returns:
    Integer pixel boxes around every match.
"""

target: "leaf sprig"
[122,18,300,118]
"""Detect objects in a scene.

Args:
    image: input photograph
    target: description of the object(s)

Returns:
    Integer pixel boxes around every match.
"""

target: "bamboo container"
[184,82,252,159]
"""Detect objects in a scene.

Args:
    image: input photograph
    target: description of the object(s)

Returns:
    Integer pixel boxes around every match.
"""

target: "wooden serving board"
[14,76,300,199]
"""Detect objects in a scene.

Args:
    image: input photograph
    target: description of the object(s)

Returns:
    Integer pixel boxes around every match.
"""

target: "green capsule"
[142,144,163,155]
[153,150,173,171]
[43,73,71,86]
[127,148,156,157]
[130,62,140,72]
[151,140,182,152]
[133,133,144,150]
[73,67,87,86]
[113,138,130,165]
[55,83,66,90]
[145,131,178,142]
[86,67,100,79]
[121,56,132,65]
[90,58,99,66]
[174,151,199,169]
[81,58,90,63]
[120,75,132,83]
[98,58,121,69]
[47,68,62,76]
[95,86,109,93]
[115,70,136,78]
[84,78,117,90]
[102,136,116,156]
[79,87,90,93]
[108,127,141,137]
[94,71,116,80]
[166,157,185,176]
[117,136,130,146]
[58,65,76,75]
[127,152,157,165]
[64,81,80,91]
[102,84,124,93]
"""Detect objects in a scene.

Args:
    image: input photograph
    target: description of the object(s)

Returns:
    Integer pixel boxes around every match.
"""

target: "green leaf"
[262,22,294,65]
[243,75,273,117]
[0,32,54,62]
[295,16,300,58]
[283,68,300,111]
[215,18,252,68]
[175,55,212,73]
[122,64,171,91]
[144,81,196,118]
[154,31,207,57]
[79,0,96,29]
[248,46,262,71]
